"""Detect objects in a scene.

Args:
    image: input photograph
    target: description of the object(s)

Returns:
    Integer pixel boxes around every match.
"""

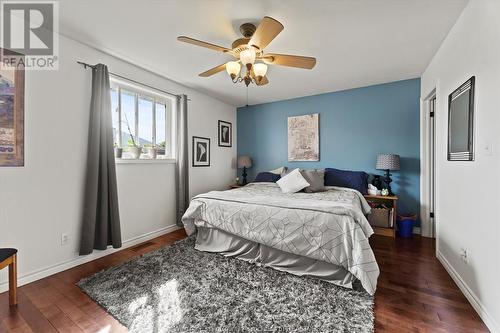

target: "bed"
[182,182,379,295]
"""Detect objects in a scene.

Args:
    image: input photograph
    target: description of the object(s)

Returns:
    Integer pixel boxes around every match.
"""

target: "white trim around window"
[110,77,177,162]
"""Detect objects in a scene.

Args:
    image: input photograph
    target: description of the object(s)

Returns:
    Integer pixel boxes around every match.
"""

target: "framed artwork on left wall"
[0,48,25,167]
[192,136,210,167]
[218,120,232,147]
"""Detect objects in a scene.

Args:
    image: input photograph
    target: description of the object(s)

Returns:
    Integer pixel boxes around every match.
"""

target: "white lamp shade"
[237,155,252,168]
[240,48,256,66]
[253,63,268,77]
[226,61,241,76]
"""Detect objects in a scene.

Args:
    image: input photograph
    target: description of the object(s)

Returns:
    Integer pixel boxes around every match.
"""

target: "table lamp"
[376,154,400,195]
[237,155,252,185]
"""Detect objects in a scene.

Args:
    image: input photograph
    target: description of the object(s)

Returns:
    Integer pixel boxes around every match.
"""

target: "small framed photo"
[192,136,210,167]
[218,120,232,147]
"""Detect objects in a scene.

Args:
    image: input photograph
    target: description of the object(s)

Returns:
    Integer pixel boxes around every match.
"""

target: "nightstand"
[364,194,398,238]
[229,184,244,189]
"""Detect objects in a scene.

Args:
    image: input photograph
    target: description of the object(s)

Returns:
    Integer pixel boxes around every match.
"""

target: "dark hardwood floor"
[370,236,488,332]
[0,230,489,332]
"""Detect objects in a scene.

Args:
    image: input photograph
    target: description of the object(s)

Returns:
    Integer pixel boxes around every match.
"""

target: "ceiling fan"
[177,16,316,87]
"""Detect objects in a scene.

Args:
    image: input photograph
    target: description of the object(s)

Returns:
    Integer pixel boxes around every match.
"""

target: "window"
[111,79,175,160]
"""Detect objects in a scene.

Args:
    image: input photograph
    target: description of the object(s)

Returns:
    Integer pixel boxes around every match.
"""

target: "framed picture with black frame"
[218,120,232,147]
[448,76,475,161]
[192,136,210,167]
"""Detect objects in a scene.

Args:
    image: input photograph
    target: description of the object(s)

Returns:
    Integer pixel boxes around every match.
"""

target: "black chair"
[0,248,17,306]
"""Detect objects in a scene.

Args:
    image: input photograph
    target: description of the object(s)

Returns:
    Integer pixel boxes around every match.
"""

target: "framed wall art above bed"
[0,48,25,167]
[288,113,319,161]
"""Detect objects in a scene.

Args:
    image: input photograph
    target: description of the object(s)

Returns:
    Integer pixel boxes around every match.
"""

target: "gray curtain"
[80,64,122,255]
[175,94,189,226]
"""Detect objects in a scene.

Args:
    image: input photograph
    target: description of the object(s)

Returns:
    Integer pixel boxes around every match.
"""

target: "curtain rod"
[77,61,190,101]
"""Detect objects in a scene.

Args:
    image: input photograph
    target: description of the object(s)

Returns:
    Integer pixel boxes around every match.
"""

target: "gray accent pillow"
[301,169,326,193]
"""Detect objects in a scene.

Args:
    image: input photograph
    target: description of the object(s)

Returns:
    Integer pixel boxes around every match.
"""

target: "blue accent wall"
[237,78,421,217]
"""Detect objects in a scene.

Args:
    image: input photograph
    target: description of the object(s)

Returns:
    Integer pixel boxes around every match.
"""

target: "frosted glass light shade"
[253,63,268,77]
[240,48,256,66]
[226,61,241,77]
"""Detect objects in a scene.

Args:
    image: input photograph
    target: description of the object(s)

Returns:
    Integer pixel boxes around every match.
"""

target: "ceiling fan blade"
[256,75,269,86]
[262,53,316,69]
[177,36,231,53]
[199,63,227,77]
[248,16,284,50]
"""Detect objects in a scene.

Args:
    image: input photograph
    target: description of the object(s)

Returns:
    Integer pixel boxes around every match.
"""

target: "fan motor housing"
[231,38,250,52]
[231,37,263,57]
[230,23,264,57]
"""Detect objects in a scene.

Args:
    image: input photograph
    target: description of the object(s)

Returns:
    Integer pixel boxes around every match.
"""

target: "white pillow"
[276,168,310,194]
[269,166,288,177]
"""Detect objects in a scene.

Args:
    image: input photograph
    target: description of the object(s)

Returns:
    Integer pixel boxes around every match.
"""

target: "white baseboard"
[437,250,499,333]
[0,224,181,293]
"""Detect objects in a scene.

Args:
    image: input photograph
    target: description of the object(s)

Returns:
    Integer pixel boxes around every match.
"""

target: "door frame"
[420,86,438,238]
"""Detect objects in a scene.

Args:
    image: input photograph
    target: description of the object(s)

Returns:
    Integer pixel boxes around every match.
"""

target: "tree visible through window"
[111,80,174,159]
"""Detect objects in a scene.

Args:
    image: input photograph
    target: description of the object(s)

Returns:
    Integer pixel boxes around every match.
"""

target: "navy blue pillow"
[324,168,368,194]
[254,172,281,183]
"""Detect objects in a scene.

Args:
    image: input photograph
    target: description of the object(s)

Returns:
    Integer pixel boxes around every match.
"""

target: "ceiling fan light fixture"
[226,61,241,79]
[240,47,256,70]
[253,63,268,78]
[178,16,315,88]
[244,76,252,87]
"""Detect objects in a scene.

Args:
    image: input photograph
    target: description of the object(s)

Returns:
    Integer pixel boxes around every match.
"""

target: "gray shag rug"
[78,237,374,333]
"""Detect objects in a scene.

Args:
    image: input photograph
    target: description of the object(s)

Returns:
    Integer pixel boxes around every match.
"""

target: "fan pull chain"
[246,86,249,107]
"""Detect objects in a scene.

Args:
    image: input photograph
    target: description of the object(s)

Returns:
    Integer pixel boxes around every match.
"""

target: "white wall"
[0,34,236,290]
[421,1,500,331]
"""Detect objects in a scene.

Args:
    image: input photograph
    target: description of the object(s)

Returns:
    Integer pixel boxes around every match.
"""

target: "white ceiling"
[59,0,468,106]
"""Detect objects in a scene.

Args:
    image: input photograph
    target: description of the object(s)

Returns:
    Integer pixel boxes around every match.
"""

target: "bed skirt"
[195,227,357,290]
